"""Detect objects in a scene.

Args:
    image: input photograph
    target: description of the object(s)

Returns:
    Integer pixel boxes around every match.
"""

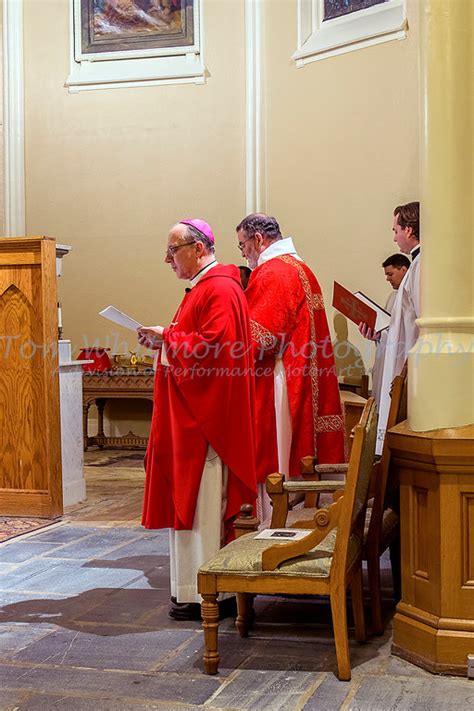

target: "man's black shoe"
[168,597,237,621]
[218,596,237,619]
[168,601,202,621]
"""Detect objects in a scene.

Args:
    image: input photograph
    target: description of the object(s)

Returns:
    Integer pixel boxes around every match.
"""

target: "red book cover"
[332,282,376,331]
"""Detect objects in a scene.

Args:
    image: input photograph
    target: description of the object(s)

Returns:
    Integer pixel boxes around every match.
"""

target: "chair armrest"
[262,496,343,571]
[314,463,348,476]
[300,457,347,508]
[283,480,345,492]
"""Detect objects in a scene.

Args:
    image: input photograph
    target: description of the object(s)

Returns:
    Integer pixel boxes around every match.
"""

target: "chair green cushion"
[283,506,323,528]
[199,528,360,578]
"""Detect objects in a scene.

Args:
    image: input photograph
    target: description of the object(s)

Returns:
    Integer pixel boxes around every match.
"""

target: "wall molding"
[245,0,265,214]
[3,0,26,235]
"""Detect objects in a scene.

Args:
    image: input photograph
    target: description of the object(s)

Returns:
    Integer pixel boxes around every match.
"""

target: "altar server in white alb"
[371,252,411,408]
[360,202,420,454]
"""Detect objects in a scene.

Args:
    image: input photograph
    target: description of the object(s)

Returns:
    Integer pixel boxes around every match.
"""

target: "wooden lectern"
[388,422,474,675]
[0,237,63,518]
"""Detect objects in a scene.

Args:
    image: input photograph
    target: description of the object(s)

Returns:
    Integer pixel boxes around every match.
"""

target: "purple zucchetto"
[179,219,215,244]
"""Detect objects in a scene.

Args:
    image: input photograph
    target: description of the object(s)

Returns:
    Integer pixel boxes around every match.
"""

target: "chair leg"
[236,593,254,638]
[367,549,383,636]
[389,535,401,602]
[201,593,220,675]
[330,588,351,681]
[351,567,366,643]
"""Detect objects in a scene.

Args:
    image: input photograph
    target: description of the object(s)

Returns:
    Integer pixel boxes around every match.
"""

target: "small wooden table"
[82,370,154,450]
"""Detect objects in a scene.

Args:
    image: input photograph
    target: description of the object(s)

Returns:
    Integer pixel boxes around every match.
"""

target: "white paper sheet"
[354,291,391,332]
[254,528,313,541]
[99,305,143,332]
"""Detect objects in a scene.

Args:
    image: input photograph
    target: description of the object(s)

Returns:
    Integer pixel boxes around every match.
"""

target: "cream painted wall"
[23,0,247,355]
[23,0,247,437]
[263,0,420,372]
[22,0,421,436]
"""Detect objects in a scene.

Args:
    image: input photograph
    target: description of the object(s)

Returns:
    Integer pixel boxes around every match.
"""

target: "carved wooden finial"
[234,503,259,537]
[301,455,316,474]
[266,472,284,493]
[239,503,254,519]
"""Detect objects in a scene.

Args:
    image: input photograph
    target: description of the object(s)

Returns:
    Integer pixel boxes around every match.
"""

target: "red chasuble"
[142,264,257,541]
[245,254,345,483]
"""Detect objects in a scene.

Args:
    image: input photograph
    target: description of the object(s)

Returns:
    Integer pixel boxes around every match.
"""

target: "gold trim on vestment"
[316,414,345,433]
[277,255,320,455]
[250,320,276,350]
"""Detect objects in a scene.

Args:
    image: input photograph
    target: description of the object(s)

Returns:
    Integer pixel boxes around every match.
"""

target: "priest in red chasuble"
[236,213,345,519]
[138,219,257,621]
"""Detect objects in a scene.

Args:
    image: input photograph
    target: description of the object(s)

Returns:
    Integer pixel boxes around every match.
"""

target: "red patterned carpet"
[0,517,55,544]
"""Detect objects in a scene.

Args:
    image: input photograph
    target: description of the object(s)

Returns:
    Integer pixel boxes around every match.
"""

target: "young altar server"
[360,202,420,453]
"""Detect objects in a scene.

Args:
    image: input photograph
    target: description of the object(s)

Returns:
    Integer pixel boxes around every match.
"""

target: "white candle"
[57,303,62,329]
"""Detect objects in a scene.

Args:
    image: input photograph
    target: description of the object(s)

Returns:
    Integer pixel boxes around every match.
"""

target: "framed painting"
[323,0,388,21]
[66,0,204,91]
[293,0,406,66]
[75,0,198,61]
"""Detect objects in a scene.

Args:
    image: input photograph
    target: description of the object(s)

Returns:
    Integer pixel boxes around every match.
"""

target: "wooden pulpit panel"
[0,237,62,517]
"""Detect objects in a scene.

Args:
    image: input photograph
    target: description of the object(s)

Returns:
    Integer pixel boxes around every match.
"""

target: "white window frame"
[65,0,205,93]
[293,0,407,67]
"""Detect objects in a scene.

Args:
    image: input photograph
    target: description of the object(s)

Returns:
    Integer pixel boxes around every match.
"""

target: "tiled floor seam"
[0,685,204,708]
[0,568,147,599]
[47,619,161,632]
[0,659,221,681]
[0,521,67,546]
[0,624,59,656]
[291,673,329,711]
[150,630,204,672]
[339,676,368,710]
[202,668,249,708]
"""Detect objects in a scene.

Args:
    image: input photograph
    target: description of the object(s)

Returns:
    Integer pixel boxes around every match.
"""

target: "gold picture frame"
[78,0,196,59]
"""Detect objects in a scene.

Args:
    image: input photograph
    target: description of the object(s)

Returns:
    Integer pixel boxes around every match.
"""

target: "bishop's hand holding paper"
[137,326,164,350]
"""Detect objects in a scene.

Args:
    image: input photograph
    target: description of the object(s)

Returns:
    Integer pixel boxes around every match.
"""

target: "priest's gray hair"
[184,224,215,253]
[236,213,282,242]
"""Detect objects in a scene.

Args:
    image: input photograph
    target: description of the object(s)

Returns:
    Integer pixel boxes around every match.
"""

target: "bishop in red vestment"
[236,214,345,499]
[139,219,257,618]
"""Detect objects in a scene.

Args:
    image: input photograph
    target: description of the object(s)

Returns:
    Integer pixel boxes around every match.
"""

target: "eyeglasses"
[237,235,255,252]
[166,240,196,259]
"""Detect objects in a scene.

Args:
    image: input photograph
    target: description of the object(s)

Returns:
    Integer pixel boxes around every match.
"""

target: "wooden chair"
[363,366,406,631]
[264,367,407,635]
[283,389,366,513]
[339,373,370,399]
[198,398,377,681]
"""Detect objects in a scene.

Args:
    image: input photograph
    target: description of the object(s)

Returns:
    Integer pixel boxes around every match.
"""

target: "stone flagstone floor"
[1,523,474,709]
